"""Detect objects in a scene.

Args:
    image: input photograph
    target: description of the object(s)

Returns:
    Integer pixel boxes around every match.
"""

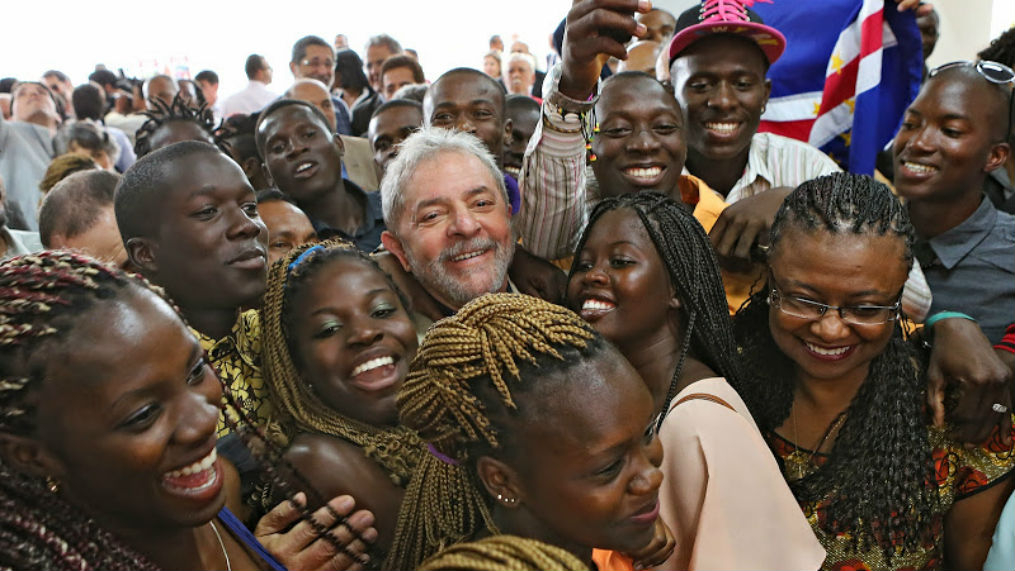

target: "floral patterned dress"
[769,422,1014,570]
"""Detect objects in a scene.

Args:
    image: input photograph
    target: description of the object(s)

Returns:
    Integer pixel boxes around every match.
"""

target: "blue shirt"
[309,179,386,253]
[918,198,1015,344]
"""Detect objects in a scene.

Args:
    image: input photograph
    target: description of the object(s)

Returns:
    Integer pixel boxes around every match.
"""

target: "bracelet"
[924,311,976,329]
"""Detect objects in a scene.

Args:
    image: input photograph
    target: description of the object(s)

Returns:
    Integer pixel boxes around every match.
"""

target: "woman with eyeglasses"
[734,172,1014,570]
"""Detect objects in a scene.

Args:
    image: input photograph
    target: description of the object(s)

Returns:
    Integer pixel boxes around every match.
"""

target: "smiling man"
[893,63,1015,343]
[380,127,515,314]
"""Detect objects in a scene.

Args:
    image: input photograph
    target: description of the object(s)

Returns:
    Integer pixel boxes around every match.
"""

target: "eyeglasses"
[929,60,1015,143]
[300,58,335,69]
[766,281,901,326]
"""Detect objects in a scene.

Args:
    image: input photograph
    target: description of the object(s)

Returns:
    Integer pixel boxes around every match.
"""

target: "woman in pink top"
[567,192,825,570]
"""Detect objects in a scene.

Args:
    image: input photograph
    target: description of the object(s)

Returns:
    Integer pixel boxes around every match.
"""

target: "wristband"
[924,311,976,329]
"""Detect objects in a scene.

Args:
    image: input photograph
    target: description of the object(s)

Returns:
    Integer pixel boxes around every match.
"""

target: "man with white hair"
[379,127,515,316]
[503,52,538,98]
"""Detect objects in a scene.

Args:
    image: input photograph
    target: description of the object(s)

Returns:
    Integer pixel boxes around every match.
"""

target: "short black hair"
[71,83,106,121]
[245,54,266,80]
[254,99,334,159]
[0,77,17,93]
[87,69,118,88]
[39,169,120,247]
[194,70,219,85]
[255,187,294,204]
[428,68,507,115]
[370,98,423,120]
[114,140,225,242]
[292,35,332,65]
[505,93,540,114]
[43,70,69,83]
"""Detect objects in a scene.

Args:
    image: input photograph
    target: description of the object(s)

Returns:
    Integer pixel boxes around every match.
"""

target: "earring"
[45,476,60,494]
[496,493,518,505]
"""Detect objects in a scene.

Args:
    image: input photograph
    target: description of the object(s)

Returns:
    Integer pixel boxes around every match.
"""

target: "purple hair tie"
[427,443,460,466]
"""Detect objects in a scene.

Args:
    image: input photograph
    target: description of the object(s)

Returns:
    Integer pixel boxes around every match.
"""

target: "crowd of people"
[1,0,1014,570]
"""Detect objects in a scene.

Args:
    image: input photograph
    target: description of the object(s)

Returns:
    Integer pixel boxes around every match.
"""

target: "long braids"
[0,251,374,570]
[385,293,600,570]
[733,173,937,555]
[569,192,755,420]
[260,240,422,486]
[0,251,161,570]
[419,535,590,571]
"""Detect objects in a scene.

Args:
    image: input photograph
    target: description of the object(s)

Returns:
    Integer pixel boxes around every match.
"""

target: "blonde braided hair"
[261,239,422,486]
[386,293,599,570]
[418,535,590,571]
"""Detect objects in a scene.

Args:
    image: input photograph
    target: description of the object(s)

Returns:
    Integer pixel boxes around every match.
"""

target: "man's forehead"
[431,74,501,104]
[404,155,497,203]
[377,106,423,130]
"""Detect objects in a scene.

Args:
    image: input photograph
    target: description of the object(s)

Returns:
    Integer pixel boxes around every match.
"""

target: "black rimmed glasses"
[766,280,902,326]
[929,60,1015,143]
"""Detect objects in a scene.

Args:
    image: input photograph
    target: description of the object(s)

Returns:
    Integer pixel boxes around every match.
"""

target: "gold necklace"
[790,407,847,480]
[209,520,232,571]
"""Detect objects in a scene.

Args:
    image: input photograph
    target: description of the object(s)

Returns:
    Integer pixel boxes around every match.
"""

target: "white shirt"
[221,81,277,117]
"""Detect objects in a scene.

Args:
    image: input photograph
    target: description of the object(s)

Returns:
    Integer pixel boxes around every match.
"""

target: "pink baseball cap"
[667,0,787,66]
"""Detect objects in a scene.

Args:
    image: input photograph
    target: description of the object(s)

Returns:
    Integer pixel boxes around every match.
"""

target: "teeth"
[805,342,851,357]
[165,448,216,479]
[705,122,738,134]
[903,161,936,174]
[624,167,662,179]
[503,166,520,177]
[582,299,615,311]
[451,250,485,262]
[352,355,394,377]
[295,162,313,173]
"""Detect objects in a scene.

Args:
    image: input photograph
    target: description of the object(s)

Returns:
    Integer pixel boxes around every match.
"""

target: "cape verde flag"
[753,1,923,174]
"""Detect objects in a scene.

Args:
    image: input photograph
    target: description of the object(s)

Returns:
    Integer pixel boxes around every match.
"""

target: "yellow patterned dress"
[769,422,1014,570]
[194,310,278,441]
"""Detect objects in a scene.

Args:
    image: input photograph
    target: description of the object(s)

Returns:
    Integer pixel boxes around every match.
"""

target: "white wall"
[928,0,1014,68]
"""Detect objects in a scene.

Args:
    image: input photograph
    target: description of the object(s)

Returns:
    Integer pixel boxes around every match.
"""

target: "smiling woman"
[260,239,423,557]
[734,173,1015,570]
[0,251,382,570]
[387,293,672,570]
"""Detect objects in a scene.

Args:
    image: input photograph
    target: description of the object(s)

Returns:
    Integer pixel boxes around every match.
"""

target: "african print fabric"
[769,421,1014,570]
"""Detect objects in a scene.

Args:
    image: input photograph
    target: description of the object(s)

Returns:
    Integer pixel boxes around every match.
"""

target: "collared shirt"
[195,310,279,441]
[309,179,386,253]
[0,227,43,261]
[222,80,278,117]
[917,198,1015,344]
[680,131,842,203]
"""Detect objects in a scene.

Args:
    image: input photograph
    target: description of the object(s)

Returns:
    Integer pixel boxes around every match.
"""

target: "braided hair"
[134,93,217,158]
[0,251,373,570]
[385,293,601,570]
[261,240,422,486]
[0,251,159,570]
[732,173,937,555]
[569,192,756,420]
[418,535,589,571]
